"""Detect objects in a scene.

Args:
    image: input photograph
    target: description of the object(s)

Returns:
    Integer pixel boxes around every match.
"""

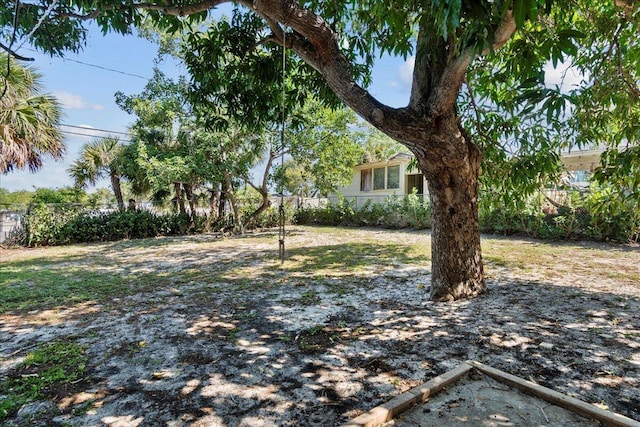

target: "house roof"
[560,148,605,172]
[357,148,614,172]
[356,152,412,168]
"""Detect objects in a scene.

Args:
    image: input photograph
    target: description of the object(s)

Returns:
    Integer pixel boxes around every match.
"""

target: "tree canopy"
[68,136,127,211]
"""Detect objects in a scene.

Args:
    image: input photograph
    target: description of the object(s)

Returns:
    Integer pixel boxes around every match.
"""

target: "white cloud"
[398,56,415,88]
[53,91,104,110]
[544,61,588,91]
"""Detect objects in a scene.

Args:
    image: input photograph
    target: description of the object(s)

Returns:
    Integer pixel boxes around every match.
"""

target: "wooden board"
[341,360,640,427]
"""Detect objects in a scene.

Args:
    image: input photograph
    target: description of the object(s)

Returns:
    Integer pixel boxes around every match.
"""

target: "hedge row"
[15,204,285,247]
[294,194,639,243]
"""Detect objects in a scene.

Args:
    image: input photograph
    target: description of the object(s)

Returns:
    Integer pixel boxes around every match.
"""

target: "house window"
[387,165,400,189]
[360,169,372,191]
[569,171,590,183]
[373,167,386,190]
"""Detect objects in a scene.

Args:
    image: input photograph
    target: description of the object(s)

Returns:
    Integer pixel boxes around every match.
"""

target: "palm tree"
[0,53,64,173]
[68,136,126,211]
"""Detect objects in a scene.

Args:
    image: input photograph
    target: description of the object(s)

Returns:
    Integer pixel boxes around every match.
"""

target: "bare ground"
[1,226,639,426]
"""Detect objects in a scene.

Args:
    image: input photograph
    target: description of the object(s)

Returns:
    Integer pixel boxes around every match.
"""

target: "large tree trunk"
[208,186,219,219]
[413,118,486,301]
[183,183,196,221]
[224,172,243,234]
[428,176,484,301]
[426,139,484,300]
[218,186,226,219]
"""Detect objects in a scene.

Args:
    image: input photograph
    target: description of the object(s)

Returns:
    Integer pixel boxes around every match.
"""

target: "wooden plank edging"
[465,360,640,427]
[341,360,640,427]
[340,362,473,427]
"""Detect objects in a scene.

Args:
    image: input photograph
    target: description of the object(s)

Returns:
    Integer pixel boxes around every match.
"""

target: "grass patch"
[0,341,88,422]
[0,262,130,313]
[283,242,428,276]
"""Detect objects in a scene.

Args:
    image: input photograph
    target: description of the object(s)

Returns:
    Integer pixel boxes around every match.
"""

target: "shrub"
[295,193,432,230]
[478,188,639,243]
[19,201,296,247]
[22,205,207,246]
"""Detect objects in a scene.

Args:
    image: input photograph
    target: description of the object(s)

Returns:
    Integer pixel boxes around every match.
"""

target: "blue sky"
[1,21,414,192]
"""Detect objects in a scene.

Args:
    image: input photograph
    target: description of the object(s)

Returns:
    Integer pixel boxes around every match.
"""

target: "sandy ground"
[1,226,639,426]
[383,370,602,427]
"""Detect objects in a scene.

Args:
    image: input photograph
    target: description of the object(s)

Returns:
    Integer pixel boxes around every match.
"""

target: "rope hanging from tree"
[278,27,287,264]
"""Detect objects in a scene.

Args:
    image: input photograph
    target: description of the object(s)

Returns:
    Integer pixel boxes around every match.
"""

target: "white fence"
[0,211,23,243]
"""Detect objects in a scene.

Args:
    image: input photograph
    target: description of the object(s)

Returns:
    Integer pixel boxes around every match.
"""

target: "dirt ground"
[1,226,639,426]
[383,369,602,427]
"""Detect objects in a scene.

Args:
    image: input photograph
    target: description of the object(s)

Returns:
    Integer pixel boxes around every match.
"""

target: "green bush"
[295,193,432,230]
[297,188,638,243]
[19,202,295,247]
[244,204,295,229]
[23,203,86,246]
[22,205,206,246]
[478,187,639,243]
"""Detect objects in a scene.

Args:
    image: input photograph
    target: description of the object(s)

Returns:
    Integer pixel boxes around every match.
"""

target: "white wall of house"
[330,148,608,207]
[329,153,428,207]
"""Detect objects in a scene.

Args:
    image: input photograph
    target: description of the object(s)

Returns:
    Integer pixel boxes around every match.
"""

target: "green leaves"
[513,0,535,29]
[0,54,64,173]
[283,98,364,196]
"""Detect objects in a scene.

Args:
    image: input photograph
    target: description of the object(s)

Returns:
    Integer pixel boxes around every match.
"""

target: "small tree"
[68,137,126,211]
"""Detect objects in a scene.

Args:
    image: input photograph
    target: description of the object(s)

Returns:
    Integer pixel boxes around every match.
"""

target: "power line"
[23,47,149,80]
[59,57,149,80]
[61,130,133,144]
[61,123,131,136]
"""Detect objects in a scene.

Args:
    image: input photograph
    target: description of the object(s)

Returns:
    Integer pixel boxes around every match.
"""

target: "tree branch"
[42,0,425,147]
[0,40,34,61]
[438,11,516,114]
[54,0,229,20]
[238,0,421,145]
[483,10,517,55]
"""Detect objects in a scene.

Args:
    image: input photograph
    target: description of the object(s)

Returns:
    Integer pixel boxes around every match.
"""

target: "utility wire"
[61,129,133,144]
[22,47,149,80]
[57,57,149,80]
[61,123,131,136]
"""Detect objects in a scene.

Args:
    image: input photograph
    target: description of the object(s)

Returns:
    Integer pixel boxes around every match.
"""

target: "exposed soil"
[383,369,603,427]
[1,226,639,426]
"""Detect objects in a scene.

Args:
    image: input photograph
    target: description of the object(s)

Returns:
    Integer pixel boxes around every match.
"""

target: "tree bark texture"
[184,183,196,220]
[174,181,187,216]
[418,124,485,301]
[224,171,243,233]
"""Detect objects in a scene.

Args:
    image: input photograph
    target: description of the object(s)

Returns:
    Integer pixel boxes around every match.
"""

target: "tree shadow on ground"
[1,229,638,426]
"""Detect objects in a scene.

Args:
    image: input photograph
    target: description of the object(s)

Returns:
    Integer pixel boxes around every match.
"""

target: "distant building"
[328,153,427,207]
[331,149,606,206]
[559,147,605,189]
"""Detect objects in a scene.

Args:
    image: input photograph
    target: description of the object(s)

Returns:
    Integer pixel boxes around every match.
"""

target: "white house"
[559,147,606,187]
[328,153,427,207]
[331,149,605,207]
